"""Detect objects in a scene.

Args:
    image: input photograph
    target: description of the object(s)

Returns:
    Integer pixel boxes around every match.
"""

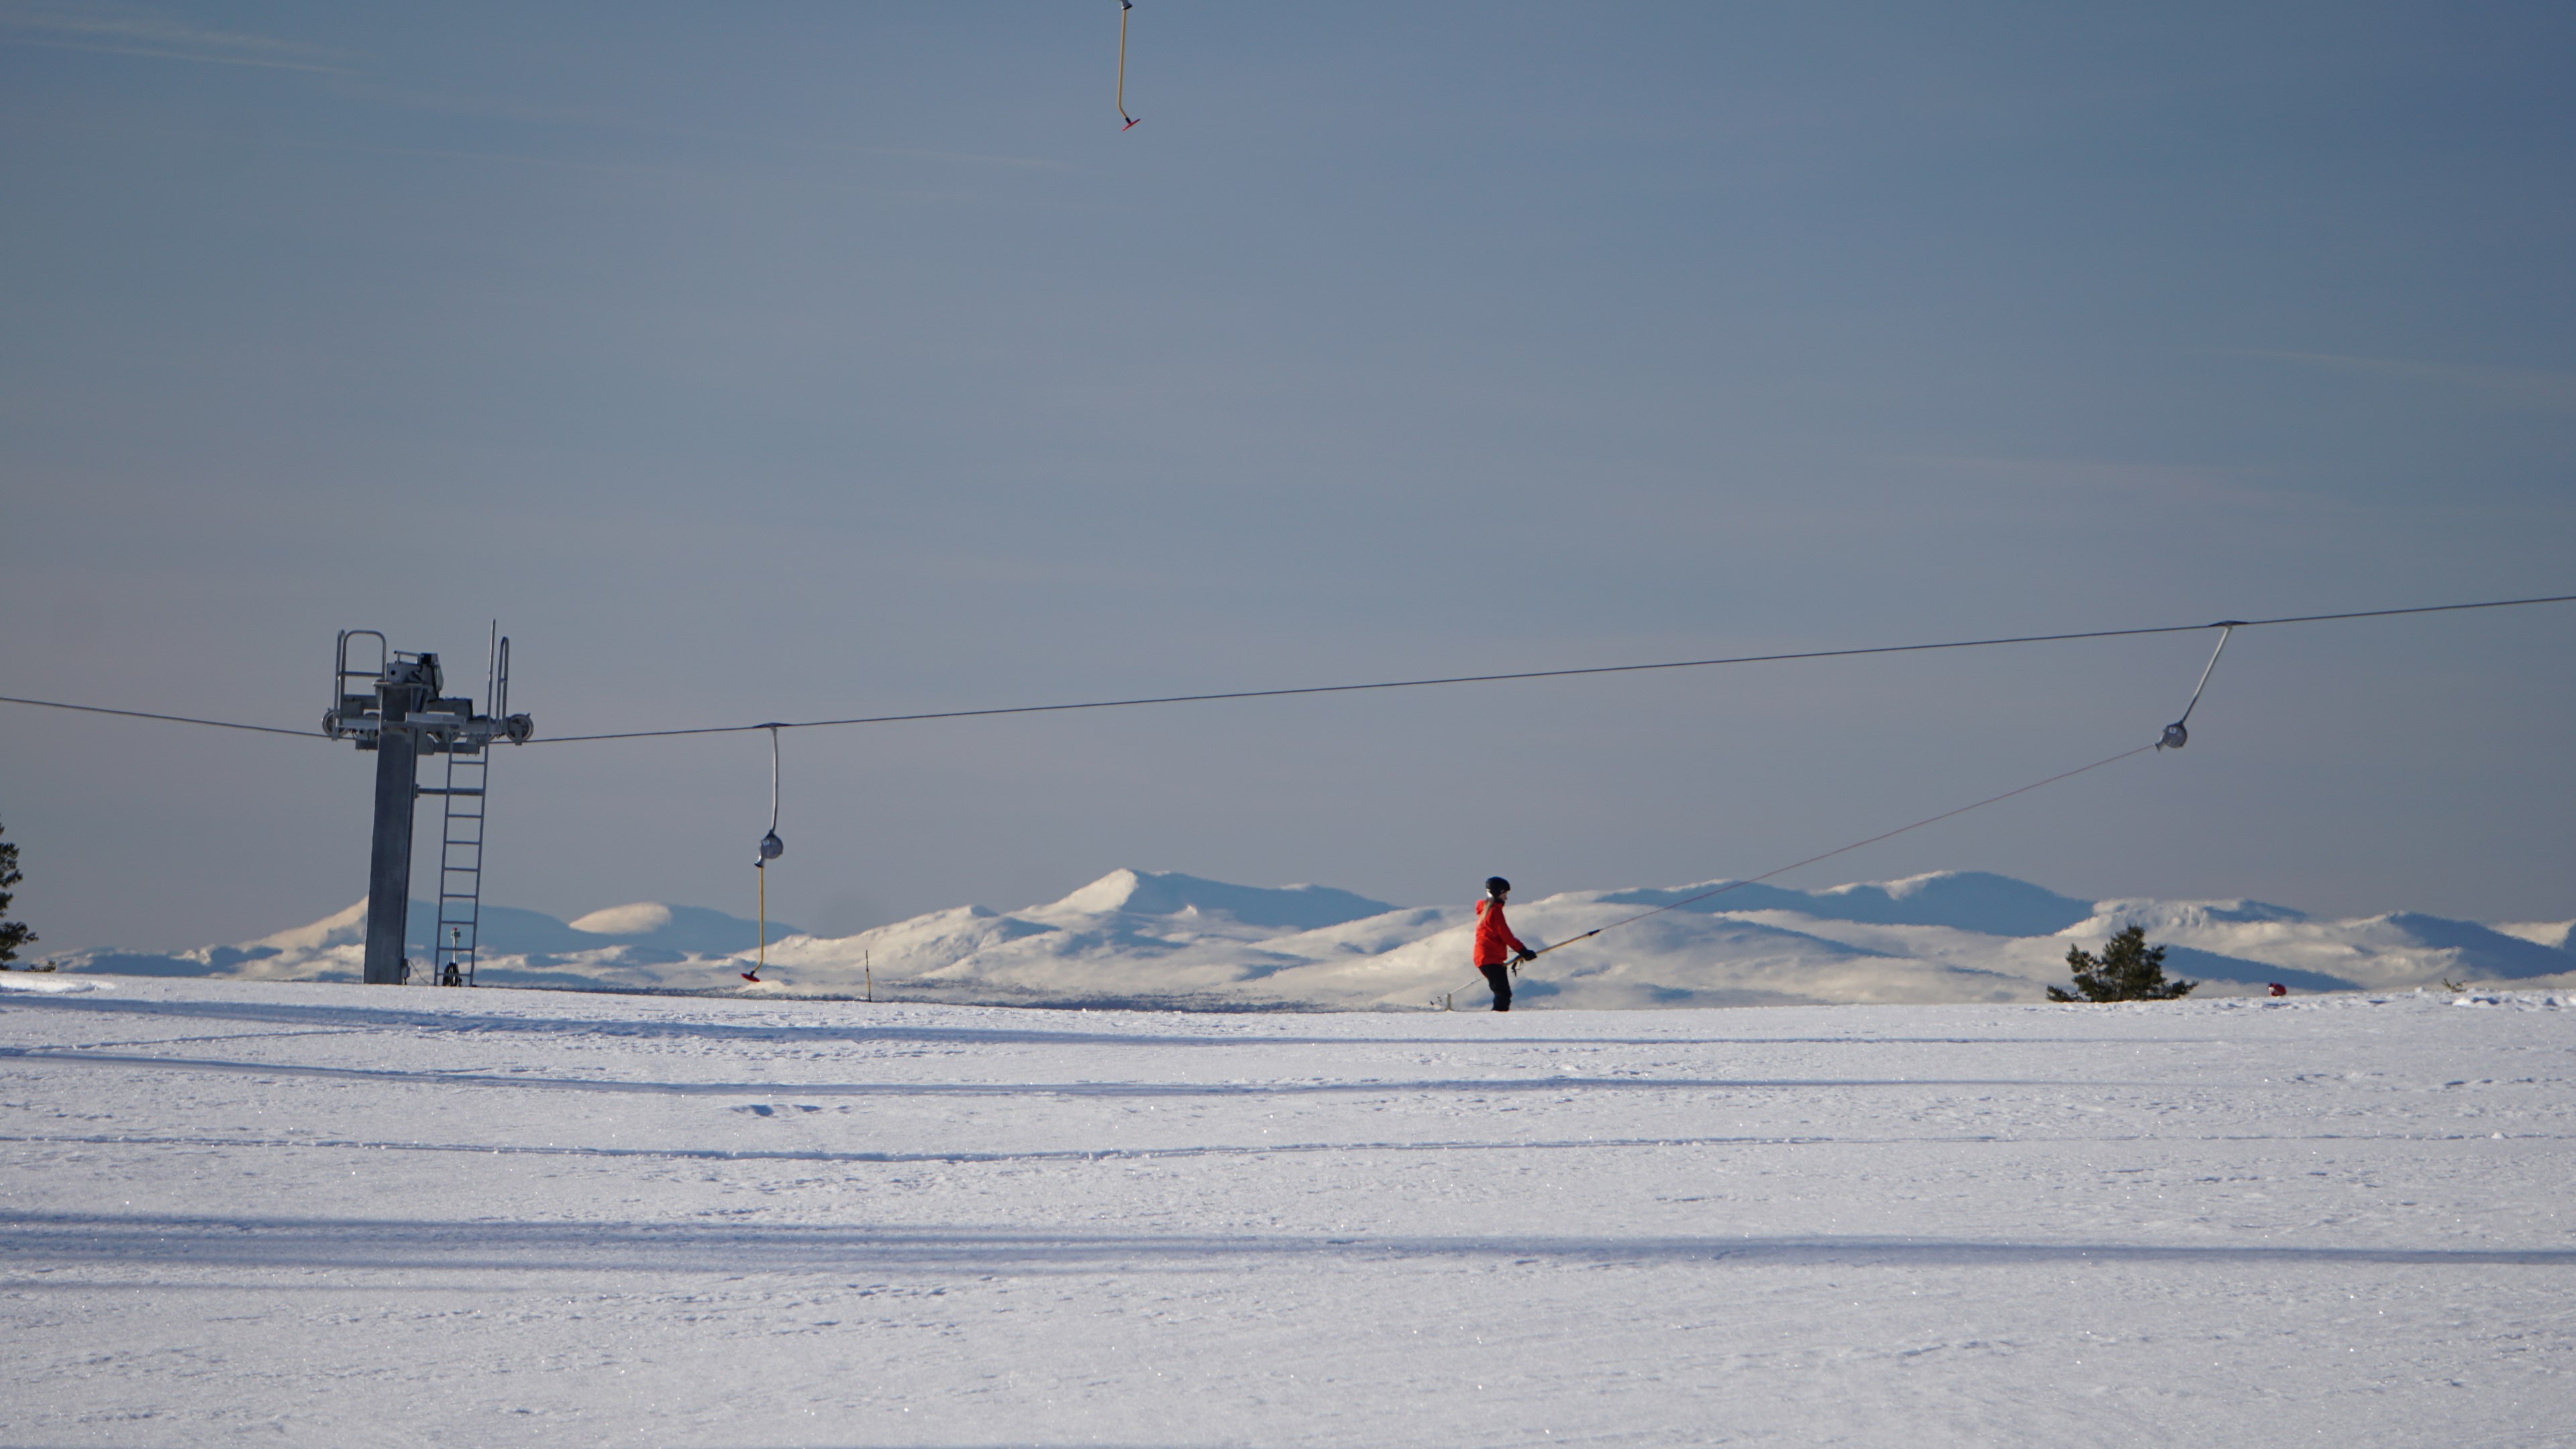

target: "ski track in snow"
[3,978,2573,1446]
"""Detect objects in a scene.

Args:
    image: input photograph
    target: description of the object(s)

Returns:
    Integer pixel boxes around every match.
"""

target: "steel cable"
[0,695,326,740]
[4,591,2569,746]
[529,591,2576,745]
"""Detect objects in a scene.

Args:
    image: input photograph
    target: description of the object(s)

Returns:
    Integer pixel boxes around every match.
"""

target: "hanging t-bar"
[2160,622,2244,749]
[758,723,786,865]
[743,725,785,983]
[1116,1,1140,129]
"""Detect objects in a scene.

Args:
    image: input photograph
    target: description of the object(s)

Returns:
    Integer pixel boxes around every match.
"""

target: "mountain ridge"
[44,867,2571,1008]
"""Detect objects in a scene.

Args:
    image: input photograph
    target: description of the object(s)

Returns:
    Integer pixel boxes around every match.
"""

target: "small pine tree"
[0,817,32,967]
[2048,924,2194,1002]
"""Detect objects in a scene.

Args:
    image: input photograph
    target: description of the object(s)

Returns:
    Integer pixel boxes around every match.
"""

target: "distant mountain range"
[44,869,2574,1010]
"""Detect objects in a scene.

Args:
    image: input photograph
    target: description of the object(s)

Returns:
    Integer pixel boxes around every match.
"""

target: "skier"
[1473,876,1539,1012]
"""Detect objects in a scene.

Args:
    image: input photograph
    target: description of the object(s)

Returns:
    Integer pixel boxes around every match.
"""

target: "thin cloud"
[321,79,611,129]
[0,3,350,73]
[328,77,1070,174]
[527,101,1073,173]
[2237,350,2576,416]
[5,9,1063,176]
[1892,455,2300,511]
[824,142,1067,173]
[177,127,986,206]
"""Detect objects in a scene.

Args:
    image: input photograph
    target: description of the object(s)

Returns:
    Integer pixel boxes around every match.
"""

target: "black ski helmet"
[1484,876,1511,898]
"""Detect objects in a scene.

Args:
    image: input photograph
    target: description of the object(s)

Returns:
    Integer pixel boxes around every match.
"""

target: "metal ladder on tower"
[427,632,511,987]
[431,744,488,987]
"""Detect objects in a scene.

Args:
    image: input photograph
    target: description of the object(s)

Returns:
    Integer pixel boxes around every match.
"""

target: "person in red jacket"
[1473,875,1539,1012]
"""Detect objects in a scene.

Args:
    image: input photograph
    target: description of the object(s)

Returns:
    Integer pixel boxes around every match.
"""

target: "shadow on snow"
[1,994,2222,1052]
[8,1212,2571,1276]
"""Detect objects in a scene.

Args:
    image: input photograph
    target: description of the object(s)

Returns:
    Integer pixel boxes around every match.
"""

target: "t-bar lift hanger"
[2159,623,2240,750]
[1117,1,1140,129]
[742,724,786,983]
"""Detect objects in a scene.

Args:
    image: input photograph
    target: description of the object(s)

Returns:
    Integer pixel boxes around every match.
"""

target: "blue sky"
[3,2,2571,952]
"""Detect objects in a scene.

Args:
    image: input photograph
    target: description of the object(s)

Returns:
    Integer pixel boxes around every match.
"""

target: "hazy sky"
[4,2,2571,953]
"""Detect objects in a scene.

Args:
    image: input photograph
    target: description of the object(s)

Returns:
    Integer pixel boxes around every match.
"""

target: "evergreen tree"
[0,817,32,966]
[2048,924,2194,1002]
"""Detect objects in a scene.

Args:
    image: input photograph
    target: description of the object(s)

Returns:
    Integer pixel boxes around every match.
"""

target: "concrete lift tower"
[325,630,532,985]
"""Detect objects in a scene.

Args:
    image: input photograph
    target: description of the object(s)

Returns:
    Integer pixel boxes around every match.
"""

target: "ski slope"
[5,976,2572,1446]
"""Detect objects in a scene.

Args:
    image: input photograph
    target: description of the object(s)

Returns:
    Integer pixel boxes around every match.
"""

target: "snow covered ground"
[51,868,2576,1009]
[5,975,2572,1446]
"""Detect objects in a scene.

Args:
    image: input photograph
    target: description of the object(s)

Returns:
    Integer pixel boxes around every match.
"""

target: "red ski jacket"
[1472,898,1530,967]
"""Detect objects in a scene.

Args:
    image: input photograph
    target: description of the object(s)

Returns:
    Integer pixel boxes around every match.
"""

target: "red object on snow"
[2268,982,2288,997]
[1473,898,1530,967]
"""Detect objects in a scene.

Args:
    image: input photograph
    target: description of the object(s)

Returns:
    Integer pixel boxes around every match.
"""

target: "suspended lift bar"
[1116,1,1140,129]
[742,725,786,983]
[2159,623,2240,750]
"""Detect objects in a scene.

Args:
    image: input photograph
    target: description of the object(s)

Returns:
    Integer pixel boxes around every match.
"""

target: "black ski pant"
[1480,963,1513,1012]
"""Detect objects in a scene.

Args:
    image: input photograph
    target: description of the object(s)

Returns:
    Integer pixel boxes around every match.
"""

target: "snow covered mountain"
[62,896,797,987]
[47,867,2574,1009]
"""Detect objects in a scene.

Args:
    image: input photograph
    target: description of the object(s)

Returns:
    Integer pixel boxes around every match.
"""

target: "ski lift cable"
[0,695,328,739]
[527,590,2576,745]
[1,591,2569,746]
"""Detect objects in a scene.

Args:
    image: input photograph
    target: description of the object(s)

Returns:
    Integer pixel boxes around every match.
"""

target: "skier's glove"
[1513,947,1538,965]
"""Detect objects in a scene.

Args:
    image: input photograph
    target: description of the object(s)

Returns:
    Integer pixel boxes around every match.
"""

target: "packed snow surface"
[4,977,2573,1446]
